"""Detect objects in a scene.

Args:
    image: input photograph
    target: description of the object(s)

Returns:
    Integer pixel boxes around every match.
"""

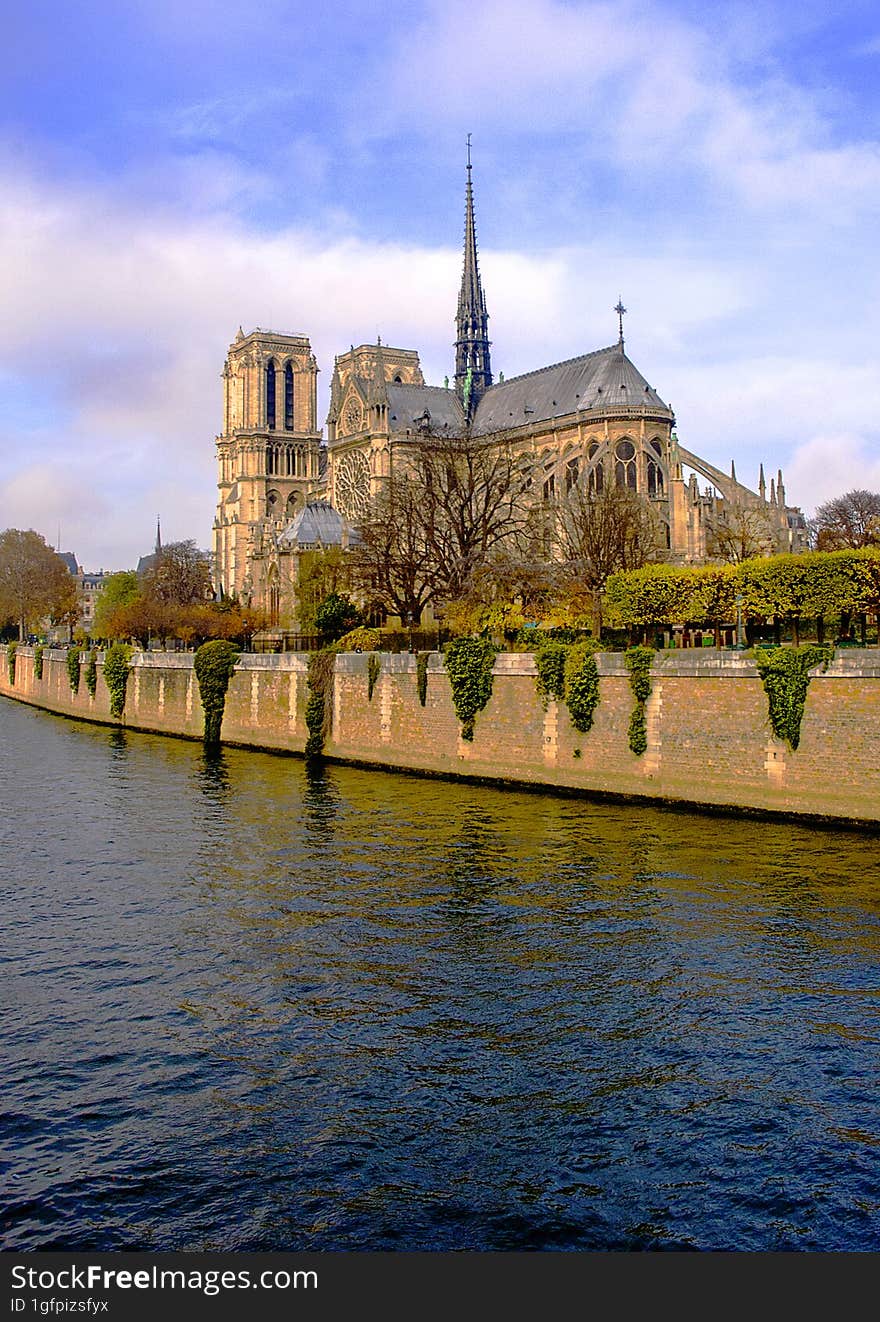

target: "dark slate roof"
[136,553,158,576]
[281,500,350,547]
[58,551,79,575]
[471,344,671,435]
[387,384,466,434]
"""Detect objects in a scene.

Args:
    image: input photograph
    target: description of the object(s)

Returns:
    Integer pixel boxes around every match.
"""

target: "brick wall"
[2,646,878,825]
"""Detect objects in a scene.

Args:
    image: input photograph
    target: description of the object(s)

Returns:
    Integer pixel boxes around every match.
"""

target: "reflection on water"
[1,695,879,1251]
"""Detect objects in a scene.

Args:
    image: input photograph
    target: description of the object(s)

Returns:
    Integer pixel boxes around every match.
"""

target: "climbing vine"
[6,642,17,684]
[194,639,239,745]
[416,651,430,707]
[84,651,98,698]
[66,645,81,694]
[443,636,497,741]
[534,641,568,708]
[753,644,832,751]
[367,652,381,702]
[564,640,602,734]
[306,647,336,757]
[33,644,44,680]
[624,645,655,757]
[103,643,132,719]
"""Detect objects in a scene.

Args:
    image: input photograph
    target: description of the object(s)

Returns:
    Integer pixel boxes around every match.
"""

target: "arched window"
[565,457,579,492]
[266,360,276,430]
[647,458,664,497]
[267,489,280,518]
[284,363,294,430]
[588,460,604,494]
[615,439,636,490]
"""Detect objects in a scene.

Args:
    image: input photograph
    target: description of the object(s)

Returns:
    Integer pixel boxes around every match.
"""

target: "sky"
[2,0,880,571]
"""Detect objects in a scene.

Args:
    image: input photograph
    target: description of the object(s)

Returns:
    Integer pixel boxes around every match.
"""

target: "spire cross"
[614,298,627,345]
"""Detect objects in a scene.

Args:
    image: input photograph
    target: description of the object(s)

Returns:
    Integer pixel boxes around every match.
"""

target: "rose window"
[335,449,371,519]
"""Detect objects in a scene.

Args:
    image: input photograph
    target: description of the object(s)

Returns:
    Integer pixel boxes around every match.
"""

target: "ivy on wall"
[6,642,17,684]
[443,636,497,741]
[306,648,337,757]
[534,642,568,708]
[531,638,602,738]
[624,646,655,757]
[563,641,602,734]
[33,644,44,680]
[84,651,98,698]
[103,643,132,719]
[753,644,832,751]
[194,640,239,745]
[367,653,381,702]
[66,645,81,695]
[416,652,430,707]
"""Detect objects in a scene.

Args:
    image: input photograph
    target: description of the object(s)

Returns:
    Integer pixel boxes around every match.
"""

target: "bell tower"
[214,328,321,600]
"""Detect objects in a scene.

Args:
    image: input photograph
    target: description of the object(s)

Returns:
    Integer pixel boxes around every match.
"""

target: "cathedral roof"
[470,344,672,435]
[280,500,351,548]
[387,384,466,433]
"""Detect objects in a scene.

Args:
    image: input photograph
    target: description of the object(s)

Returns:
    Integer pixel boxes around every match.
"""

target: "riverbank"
[3,644,879,825]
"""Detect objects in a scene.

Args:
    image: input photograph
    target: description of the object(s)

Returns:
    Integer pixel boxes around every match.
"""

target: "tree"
[0,529,78,640]
[407,427,534,602]
[812,490,880,550]
[314,592,362,641]
[92,570,140,640]
[349,476,436,625]
[551,483,665,634]
[143,540,213,606]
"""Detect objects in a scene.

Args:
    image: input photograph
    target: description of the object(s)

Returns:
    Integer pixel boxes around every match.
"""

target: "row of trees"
[604,549,880,644]
[92,542,266,648]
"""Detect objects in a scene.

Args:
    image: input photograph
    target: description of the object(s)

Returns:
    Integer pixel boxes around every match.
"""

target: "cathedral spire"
[155,516,162,555]
[454,136,492,413]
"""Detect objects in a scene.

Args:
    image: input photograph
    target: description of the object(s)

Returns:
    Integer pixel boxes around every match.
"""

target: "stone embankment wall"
[3,646,879,825]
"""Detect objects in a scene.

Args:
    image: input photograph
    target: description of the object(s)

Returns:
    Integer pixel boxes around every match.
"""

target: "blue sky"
[2,0,880,569]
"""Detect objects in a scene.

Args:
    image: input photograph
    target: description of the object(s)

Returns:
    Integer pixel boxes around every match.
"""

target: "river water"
[1,695,879,1251]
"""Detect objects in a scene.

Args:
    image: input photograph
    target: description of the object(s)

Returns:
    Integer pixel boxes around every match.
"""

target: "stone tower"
[213,328,321,600]
[454,142,492,415]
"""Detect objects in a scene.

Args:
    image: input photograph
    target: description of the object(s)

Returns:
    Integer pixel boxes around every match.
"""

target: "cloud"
[785,434,880,510]
[379,0,880,222]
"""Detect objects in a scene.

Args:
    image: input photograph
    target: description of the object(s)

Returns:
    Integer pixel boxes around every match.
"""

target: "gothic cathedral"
[213,156,807,624]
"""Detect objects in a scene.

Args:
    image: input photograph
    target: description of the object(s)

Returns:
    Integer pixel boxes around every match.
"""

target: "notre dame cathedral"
[213,155,807,625]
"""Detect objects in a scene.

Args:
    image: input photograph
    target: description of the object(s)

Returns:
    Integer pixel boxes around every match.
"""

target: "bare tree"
[349,475,435,624]
[144,540,213,606]
[409,428,534,601]
[705,499,775,563]
[812,489,880,550]
[552,484,665,633]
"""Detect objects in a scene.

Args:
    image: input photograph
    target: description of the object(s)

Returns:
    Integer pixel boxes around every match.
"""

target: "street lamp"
[406,612,414,653]
[735,594,744,649]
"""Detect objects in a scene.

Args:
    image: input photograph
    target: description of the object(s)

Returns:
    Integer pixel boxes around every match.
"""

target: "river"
[1,694,879,1251]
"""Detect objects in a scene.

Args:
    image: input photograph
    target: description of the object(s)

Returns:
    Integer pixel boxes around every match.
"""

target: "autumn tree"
[812,490,880,550]
[0,529,78,640]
